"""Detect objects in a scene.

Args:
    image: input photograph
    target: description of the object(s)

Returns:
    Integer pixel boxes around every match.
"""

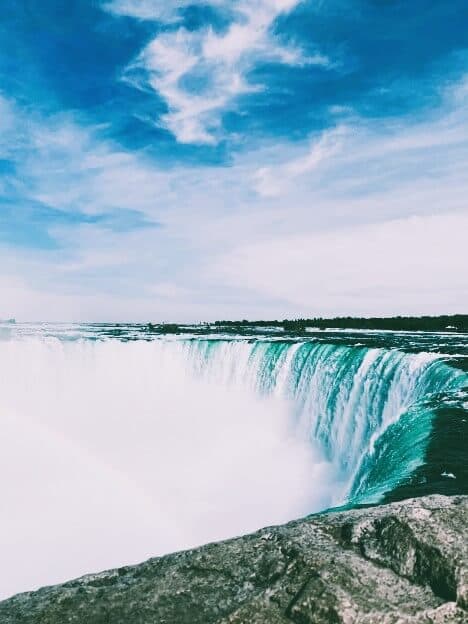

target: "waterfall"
[176,338,466,503]
[0,332,465,598]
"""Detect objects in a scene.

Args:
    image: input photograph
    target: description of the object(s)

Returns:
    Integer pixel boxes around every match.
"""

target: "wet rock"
[0,495,466,623]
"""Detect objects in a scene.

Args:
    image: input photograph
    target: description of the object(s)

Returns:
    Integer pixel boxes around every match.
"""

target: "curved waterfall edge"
[182,338,468,508]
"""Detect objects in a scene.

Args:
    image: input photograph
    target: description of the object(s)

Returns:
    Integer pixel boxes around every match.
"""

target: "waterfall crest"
[179,338,466,503]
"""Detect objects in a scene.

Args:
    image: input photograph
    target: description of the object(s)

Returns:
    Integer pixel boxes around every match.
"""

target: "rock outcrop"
[1,495,466,623]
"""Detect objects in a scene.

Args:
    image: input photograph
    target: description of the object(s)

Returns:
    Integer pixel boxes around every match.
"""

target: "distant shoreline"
[154,315,468,334]
[3,316,467,333]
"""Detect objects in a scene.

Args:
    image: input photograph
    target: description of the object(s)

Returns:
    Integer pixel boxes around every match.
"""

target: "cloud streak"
[115,0,327,144]
[1,56,468,321]
[104,0,224,22]
[253,126,348,197]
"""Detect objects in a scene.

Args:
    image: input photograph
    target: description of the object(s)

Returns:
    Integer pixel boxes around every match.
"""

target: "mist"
[0,337,335,599]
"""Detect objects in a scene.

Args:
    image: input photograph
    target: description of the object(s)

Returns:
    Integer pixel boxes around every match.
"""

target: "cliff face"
[1,495,466,624]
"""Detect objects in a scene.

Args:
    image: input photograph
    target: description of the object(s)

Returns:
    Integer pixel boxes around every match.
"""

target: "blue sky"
[1,0,467,321]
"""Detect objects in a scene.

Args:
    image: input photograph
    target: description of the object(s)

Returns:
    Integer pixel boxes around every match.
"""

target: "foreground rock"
[1,496,466,623]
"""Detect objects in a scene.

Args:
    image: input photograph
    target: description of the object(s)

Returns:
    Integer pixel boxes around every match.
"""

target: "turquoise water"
[179,337,467,505]
[1,322,467,506]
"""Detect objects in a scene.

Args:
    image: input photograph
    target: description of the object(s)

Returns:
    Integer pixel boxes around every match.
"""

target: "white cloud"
[1,74,468,320]
[214,213,468,316]
[1,101,175,219]
[149,281,191,299]
[104,0,223,22]
[117,0,326,144]
[253,126,348,197]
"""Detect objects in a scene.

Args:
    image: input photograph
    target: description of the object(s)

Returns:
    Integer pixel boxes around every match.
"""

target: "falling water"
[0,327,466,598]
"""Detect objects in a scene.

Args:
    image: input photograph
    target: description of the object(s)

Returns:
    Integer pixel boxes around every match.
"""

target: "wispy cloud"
[111,0,328,144]
[0,98,170,220]
[2,71,468,320]
[253,126,348,197]
[214,213,468,316]
[104,0,221,22]
[206,77,468,316]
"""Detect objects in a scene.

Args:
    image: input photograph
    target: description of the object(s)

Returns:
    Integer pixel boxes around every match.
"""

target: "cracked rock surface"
[0,495,466,623]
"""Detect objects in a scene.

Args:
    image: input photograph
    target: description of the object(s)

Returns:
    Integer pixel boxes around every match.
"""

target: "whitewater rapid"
[0,331,465,599]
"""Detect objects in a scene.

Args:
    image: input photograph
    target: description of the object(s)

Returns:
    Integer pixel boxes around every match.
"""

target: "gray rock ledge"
[1,495,467,623]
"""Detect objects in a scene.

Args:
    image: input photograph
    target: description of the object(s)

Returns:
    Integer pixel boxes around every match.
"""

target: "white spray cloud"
[0,337,335,598]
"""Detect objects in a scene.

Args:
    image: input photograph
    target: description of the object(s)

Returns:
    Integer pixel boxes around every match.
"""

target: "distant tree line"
[213,315,468,333]
[146,323,181,334]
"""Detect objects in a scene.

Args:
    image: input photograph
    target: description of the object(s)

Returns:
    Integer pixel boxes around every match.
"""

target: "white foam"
[0,337,334,599]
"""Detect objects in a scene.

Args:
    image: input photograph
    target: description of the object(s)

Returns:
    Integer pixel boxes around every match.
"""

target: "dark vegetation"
[147,323,180,334]
[213,315,468,333]
[140,316,467,336]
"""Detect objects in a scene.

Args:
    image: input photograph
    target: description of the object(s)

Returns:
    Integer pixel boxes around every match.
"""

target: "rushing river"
[0,323,466,598]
